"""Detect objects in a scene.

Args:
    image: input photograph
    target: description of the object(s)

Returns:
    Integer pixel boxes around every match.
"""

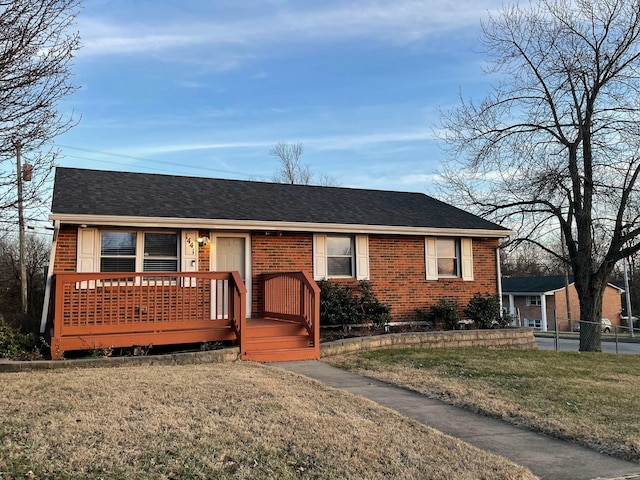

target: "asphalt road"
[536,335,640,354]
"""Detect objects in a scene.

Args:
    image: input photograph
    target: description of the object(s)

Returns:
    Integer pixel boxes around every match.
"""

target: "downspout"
[496,245,504,313]
[40,220,60,334]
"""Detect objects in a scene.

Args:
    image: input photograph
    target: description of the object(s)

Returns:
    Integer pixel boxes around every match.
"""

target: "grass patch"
[326,348,640,462]
[0,362,535,479]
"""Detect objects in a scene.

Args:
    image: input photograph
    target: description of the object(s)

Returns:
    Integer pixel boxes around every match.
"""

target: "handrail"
[261,271,320,349]
[50,271,246,359]
[229,270,247,352]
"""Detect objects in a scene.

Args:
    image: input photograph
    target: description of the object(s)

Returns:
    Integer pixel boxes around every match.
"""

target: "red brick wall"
[250,232,313,317]
[53,227,501,323]
[367,236,499,322]
[54,226,78,272]
[250,234,499,322]
[554,284,622,326]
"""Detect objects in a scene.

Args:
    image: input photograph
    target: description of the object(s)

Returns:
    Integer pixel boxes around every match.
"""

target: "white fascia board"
[502,291,550,296]
[507,282,624,296]
[49,213,515,238]
[606,283,625,293]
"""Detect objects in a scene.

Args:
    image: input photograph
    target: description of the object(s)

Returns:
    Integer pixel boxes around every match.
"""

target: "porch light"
[197,235,210,246]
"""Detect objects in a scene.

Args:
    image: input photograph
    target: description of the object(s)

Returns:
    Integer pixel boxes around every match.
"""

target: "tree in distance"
[270,141,340,186]
[439,0,640,351]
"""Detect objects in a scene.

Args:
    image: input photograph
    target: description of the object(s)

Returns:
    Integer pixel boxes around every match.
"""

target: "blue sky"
[55,0,504,194]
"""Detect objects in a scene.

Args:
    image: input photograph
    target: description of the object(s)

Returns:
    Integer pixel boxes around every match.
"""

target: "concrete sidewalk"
[273,360,640,480]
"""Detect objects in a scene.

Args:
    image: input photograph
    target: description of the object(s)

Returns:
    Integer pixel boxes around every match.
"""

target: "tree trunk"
[576,279,605,352]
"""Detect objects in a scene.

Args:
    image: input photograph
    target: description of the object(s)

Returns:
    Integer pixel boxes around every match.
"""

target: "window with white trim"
[425,237,473,281]
[524,318,542,329]
[99,231,178,273]
[313,234,369,280]
[526,296,542,307]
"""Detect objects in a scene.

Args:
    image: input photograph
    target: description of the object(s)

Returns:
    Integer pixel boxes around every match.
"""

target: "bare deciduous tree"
[0,0,80,213]
[439,0,640,351]
[270,142,312,185]
[270,141,340,186]
[0,234,50,331]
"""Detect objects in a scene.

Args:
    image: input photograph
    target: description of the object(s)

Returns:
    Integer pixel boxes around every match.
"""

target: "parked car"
[620,314,639,327]
[572,318,612,333]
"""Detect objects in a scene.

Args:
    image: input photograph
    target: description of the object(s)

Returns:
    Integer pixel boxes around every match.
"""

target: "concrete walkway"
[273,360,640,480]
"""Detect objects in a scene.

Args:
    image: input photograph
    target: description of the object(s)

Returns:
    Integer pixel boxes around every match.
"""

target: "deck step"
[243,346,319,362]
[244,334,311,351]
[245,322,307,338]
[241,318,318,362]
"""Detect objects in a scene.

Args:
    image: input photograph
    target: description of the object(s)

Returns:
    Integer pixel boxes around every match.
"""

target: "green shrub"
[425,299,461,330]
[318,280,359,327]
[0,320,44,359]
[319,280,391,328]
[464,293,502,329]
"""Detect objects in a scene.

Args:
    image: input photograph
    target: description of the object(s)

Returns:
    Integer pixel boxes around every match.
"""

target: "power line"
[60,155,210,178]
[55,143,269,180]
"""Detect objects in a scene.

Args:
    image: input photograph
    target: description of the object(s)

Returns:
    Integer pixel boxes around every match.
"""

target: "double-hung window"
[142,233,178,272]
[526,296,542,307]
[99,231,178,273]
[313,234,369,280]
[326,236,354,277]
[100,232,136,272]
[425,237,473,281]
[436,238,460,277]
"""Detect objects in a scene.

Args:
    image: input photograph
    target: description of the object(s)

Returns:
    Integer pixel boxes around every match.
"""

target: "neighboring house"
[501,276,623,331]
[42,167,512,361]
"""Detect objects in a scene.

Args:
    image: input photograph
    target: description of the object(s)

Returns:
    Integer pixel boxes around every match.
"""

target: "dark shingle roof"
[51,167,509,232]
[502,276,574,294]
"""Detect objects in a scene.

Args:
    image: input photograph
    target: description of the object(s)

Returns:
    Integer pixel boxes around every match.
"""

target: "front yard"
[326,348,640,462]
[0,362,534,480]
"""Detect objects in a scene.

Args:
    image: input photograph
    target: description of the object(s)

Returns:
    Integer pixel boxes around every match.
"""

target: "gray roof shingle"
[51,167,509,232]
[502,276,573,294]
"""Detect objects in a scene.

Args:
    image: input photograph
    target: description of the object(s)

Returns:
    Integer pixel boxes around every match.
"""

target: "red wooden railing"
[50,271,246,359]
[261,271,320,351]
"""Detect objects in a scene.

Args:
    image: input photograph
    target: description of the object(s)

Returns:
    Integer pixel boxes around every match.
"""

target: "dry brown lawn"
[326,348,640,463]
[0,361,535,479]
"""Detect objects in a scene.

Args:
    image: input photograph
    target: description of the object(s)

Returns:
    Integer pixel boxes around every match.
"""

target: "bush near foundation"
[464,293,506,329]
[417,299,462,330]
[319,280,391,328]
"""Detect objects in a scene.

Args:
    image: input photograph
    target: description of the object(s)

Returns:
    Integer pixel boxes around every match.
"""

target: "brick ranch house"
[502,276,623,332]
[41,167,513,361]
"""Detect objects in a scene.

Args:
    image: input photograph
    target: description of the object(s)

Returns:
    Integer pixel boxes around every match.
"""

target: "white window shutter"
[355,235,370,280]
[461,238,474,281]
[181,230,199,287]
[77,228,98,289]
[313,234,327,280]
[425,237,438,280]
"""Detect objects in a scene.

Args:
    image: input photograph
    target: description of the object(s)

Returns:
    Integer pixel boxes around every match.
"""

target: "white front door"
[210,235,250,319]
[217,237,245,281]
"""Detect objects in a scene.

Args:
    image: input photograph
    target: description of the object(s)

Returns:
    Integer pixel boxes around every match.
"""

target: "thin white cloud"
[120,130,436,157]
[79,0,502,58]
[307,131,436,150]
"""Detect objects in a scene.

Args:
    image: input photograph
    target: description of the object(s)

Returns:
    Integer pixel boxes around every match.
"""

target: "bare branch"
[438,0,640,351]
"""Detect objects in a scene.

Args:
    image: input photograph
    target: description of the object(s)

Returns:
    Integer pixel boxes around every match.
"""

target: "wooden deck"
[47,271,319,362]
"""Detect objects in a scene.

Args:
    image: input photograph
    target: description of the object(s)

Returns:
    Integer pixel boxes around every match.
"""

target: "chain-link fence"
[545,317,640,353]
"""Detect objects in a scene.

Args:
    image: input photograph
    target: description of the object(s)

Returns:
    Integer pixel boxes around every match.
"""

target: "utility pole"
[14,139,27,315]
